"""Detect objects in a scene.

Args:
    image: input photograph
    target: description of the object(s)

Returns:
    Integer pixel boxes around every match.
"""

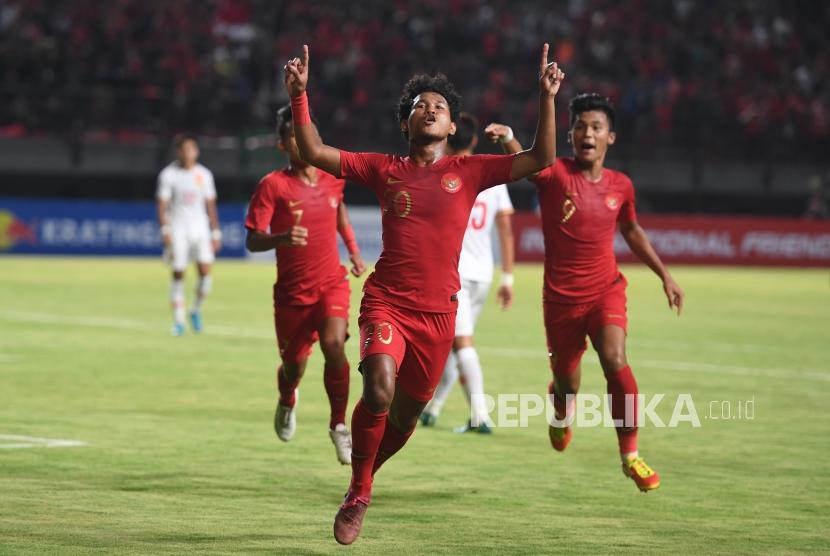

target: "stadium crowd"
[1,0,828,157]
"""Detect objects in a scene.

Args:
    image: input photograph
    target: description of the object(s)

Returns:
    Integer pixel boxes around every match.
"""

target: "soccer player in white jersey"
[420,113,515,433]
[156,133,222,336]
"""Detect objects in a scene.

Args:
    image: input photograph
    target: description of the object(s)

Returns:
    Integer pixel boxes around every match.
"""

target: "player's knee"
[555,371,580,394]
[363,385,393,413]
[319,335,345,359]
[283,361,306,382]
[600,350,627,374]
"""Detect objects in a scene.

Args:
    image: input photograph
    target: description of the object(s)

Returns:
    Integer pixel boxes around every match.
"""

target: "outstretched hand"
[538,43,565,97]
[284,44,310,98]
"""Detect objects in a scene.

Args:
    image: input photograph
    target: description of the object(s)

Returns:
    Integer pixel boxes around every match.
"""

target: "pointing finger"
[302,44,309,67]
[539,43,549,74]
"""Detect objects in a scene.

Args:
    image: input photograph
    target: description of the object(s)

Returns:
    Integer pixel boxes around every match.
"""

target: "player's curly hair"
[397,73,462,139]
[275,103,318,141]
[569,93,616,130]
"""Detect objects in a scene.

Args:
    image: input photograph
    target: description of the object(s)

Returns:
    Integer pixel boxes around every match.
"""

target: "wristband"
[160,225,171,235]
[500,272,514,288]
[211,229,223,241]
[499,127,514,144]
[341,225,359,256]
[290,92,312,126]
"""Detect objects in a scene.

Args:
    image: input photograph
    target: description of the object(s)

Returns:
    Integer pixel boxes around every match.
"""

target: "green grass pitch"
[1,257,828,554]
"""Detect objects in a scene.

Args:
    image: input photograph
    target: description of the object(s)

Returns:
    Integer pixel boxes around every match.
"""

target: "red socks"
[349,399,387,500]
[324,363,350,429]
[606,365,638,454]
[277,366,298,407]
[372,422,414,475]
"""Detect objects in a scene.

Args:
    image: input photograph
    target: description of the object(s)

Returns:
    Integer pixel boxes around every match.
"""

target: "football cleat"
[333,493,370,545]
[274,395,297,442]
[454,420,492,434]
[189,310,203,333]
[329,423,352,465]
[170,322,185,337]
[419,411,438,427]
[622,455,661,492]
[548,424,572,452]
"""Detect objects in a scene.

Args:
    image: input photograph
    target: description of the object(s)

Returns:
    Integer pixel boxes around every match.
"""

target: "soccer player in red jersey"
[284,44,564,543]
[486,93,685,492]
[245,104,366,466]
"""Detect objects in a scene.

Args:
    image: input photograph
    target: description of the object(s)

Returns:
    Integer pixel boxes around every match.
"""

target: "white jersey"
[458,184,514,283]
[156,162,216,237]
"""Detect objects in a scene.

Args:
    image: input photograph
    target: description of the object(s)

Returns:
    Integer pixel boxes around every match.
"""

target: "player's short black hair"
[448,112,478,152]
[569,93,616,130]
[275,103,318,141]
[173,132,198,149]
[397,73,462,138]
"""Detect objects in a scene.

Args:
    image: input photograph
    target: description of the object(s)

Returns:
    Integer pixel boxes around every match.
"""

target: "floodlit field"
[1,257,828,554]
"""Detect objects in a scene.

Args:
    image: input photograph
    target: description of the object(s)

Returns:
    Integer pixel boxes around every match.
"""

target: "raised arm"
[619,220,684,315]
[503,44,564,181]
[284,45,342,177]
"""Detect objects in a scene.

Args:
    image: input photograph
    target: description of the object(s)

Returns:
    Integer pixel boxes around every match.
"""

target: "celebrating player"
[486,93,685,492]
[245,104,366,466]
[156,133,222,336]
[419,112,515,434]
[284,43,563,544]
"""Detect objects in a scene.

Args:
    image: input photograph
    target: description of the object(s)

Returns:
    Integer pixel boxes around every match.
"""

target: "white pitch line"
[2,309,828,383]
[476,347,830,383]
[0,434,87,449]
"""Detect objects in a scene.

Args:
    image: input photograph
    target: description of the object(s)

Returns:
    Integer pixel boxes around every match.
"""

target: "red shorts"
[358,296,455,403]
[273,278,350,363]
[544,276,628,377]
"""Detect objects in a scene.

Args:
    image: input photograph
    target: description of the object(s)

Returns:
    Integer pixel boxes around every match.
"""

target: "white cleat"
[274,391,297,442]
[329,423,352,465]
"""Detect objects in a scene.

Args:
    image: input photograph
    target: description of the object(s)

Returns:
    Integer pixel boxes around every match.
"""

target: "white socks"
[170,278,185,324]
[192,275,212,312]
[426,352,459,417]
[457,346,489,426]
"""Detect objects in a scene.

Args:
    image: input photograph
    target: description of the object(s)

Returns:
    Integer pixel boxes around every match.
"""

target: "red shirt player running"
[487,93,685,492]
[284,44,564,544]
[245,104,366,466]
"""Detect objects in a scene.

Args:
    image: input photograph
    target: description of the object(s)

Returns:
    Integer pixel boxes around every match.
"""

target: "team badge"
[441,172,463,194]
[605,193,621,210]
[329,195,339,208]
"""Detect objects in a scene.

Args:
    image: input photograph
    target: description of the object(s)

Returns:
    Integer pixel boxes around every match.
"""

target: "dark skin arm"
[245,225,308,252]
[337,202,367,277]
[619,219,684,315]
[283,44,564,180]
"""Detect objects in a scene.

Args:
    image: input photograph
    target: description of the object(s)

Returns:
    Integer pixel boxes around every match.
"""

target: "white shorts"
[167,232,214,271]
[454,279,491,337]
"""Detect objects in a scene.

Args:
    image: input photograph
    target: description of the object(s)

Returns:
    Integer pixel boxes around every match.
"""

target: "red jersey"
[245,168,347,306]
[340,151,514,313]
[532,158,637,304]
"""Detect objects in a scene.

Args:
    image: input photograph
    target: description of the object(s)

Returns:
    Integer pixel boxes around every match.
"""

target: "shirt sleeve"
[618,177,638,223]
[467,154,516,192]
[495,184,514,214]
[156,169,172,201]
[204,169,217,200]
[339,151,388,192]
[529,159,560,186]
[245,177,276,233]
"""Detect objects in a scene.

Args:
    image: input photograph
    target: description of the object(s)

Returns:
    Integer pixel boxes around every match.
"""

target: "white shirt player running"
[156,162,217,269]
[455,184,514,337]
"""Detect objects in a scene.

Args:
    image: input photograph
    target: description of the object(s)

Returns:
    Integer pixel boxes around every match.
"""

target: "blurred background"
[2,0,830,209]
[1,0,829,262]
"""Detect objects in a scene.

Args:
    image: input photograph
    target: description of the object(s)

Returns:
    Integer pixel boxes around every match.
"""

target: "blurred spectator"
[804,175,830,219]
[0,0,827,160]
